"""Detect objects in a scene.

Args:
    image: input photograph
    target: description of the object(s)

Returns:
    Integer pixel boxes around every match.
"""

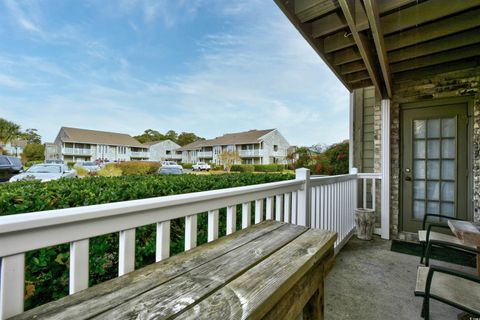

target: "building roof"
[59,127,146,148]
[142,140,166,147]
[275,0,480,98]
[177,129,275,151]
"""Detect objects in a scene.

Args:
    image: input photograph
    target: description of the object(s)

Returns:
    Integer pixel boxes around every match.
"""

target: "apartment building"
[177,129,290,165]
[144,140,182,162]
[48,127,149,162]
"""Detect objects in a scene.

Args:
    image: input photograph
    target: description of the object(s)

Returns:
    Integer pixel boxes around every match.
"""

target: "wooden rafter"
[364,0,392,97]
[338,0,383,96]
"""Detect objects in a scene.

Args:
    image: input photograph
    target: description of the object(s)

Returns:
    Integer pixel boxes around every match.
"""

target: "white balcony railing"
[197,151,213,158]
[130,152,149,158]
[239,149,263,157]
[166,153,183,160]
[62,148,92,155]
[0,169,364,318]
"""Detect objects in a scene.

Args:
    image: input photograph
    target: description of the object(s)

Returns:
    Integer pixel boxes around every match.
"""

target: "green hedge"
[180,163,193,169]
[1,173,294,309]
[230,164,254,172]
[254,164,286,172]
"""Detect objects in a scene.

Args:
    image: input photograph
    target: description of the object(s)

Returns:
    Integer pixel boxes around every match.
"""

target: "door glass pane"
[414,140,425,159]
[414,160,425,179]
[442,160,455,180]
[414,120,426,138]
[413,200,425,219]
[442,118,455,137]
[441,182,454,202]
[442,139,455,158]
[427,181,440,200]
[441,202,454,217]
[427,119,440,138]
[427,201,440,214]
[427,160,440,179]
[427,140,440,159]
[414,181,425,199]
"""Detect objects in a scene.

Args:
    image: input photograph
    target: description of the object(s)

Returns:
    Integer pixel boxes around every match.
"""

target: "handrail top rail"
[357,172,382,179]
[0,179,303,234]
[310,174,357,185]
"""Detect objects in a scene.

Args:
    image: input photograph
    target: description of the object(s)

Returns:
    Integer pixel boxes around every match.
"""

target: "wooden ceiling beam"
[364,0,392,97]
[295,0,339,23]
[351,79,373,89]
[345,70,370,83]
[389,28,480,64]
[339,0,384,97]
[381,0,480,35]
[333,47,362,65]
[274,0,352,91]
[340,60,366,74]
[390,44,480,74]
[324,32,355,54]
[385,8,480,51]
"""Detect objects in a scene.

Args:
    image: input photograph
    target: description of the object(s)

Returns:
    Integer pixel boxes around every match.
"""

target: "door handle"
[405,176,412,181]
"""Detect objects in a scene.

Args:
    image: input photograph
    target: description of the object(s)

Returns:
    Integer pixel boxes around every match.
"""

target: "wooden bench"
[13,221,336,319]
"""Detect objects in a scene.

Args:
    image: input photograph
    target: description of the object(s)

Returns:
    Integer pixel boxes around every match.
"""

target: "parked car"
[0,155,23,182]
[158,167,183,175]
[161,161,182,169]
[9,164,76,182]
[74,161,100,173]
[192,162,211,171]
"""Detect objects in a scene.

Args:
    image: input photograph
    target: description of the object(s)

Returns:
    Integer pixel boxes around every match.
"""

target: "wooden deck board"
[13,221,284,320]
[175,229,336,319]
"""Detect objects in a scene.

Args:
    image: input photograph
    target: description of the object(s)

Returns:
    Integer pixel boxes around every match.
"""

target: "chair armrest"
[425,239,480,266]
[422,214,465,230]
[425,265,480,292]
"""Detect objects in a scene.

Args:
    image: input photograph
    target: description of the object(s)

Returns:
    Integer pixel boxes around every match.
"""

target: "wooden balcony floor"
[325,236,475,320]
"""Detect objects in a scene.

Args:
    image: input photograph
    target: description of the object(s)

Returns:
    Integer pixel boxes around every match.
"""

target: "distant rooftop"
[58,127,146,148]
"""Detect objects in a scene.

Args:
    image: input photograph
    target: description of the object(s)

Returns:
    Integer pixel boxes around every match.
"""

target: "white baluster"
[291,191,297,224]
[119,229,135,276]
[255,199,264,224]
[242,202,251,229]
[185,215,197,250]
[283,192,291,223]
[275,195,283,222]
[266,196,274,220]
[208,209,219,242]
[226,205,236,235]
[156,221,170,261]
[70,239,89,294]
[0,253,25,319]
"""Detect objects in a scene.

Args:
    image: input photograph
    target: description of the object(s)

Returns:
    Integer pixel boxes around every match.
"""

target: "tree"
[134,129,166,143]
[21,128,42,144]
[22,144,45,163]
[0,118,21,152]
[176,132,204,146]
[218,150,241,172]
[164,130,178,142]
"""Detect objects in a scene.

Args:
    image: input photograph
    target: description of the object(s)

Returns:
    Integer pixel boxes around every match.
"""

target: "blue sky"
[0,0,349,146]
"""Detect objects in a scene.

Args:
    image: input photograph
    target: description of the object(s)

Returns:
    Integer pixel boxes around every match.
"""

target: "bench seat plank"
[418,230,477,249]
[92,223,309,319]
[176,228,336,319]
[13,221,285,320]
[415,266,480,313]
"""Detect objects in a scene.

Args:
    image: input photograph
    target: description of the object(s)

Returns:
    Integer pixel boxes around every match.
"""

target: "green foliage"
[253,164,286,172]
[115,161,160,175]
[230,164,254,172]
[21,128,42,144]
[180,163,193,169]
[66,162,76,169]
[134,129,204,146]
[75,167,89,177]
[291,141,349,175]
[24,160,44,168]
[97,164,122,177]
[1,173,294,309]
[21,144,45,163]
[0,118,21,148]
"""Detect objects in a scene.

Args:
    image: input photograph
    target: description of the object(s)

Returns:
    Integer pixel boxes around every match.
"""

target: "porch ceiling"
[275,0,480,98]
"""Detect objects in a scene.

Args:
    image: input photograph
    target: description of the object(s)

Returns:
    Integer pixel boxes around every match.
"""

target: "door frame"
[399,97,474,232]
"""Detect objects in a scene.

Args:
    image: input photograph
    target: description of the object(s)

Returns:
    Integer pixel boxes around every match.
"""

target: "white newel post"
[381,99,391,240]
[295,168,311,228]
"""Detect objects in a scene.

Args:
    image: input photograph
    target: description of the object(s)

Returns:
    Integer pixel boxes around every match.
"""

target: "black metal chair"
[415,240,480,319]
[418,213,471,264]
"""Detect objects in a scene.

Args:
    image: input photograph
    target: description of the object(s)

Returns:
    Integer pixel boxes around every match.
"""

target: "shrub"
[253,164,285,172]
[74,167,89,177]
[24,160,43,168]
[230,164,254,172]
[0,173,294,309]
[181,163,193,169]
[209,163,223,171]
[66,161,76,169]
[116,161,160,175]
[97,164,122,177]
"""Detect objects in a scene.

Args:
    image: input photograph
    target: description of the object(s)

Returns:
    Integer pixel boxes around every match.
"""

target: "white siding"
[149,140,181,161]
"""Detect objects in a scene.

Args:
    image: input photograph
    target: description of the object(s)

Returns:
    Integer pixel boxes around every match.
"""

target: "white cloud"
[3,0,42,32]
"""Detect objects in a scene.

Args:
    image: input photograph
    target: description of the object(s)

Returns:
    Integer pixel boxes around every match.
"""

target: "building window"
[273,145,278,151]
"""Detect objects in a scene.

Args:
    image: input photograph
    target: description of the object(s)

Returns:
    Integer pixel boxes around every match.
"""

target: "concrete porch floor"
[325,236,476,320]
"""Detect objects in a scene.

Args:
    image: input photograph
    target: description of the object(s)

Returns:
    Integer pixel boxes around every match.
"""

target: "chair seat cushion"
[415,266,480,314]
